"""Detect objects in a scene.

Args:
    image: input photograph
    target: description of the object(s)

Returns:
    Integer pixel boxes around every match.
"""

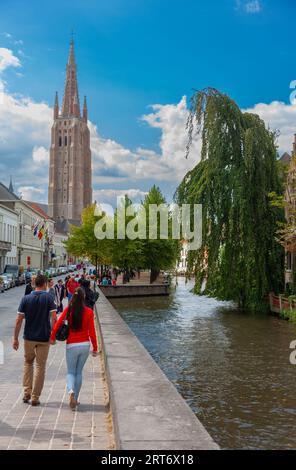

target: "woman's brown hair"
[68,287,85,331]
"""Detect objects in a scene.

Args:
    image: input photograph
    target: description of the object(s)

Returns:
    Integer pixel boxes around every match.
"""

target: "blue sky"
[1,0,296,205]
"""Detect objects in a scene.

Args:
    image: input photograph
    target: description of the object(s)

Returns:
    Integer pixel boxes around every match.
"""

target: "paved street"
[0,284,114,450]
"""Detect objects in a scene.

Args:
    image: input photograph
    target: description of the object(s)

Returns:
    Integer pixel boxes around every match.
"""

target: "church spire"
[61,39,80,117]
[83,95,88,122]
[9,175,14,194]
[54,91,59,119]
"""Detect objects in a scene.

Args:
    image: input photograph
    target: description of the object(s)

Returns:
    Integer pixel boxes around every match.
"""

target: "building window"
[59,137,62,147]
[287,252,292,270]
[65,136,67,146]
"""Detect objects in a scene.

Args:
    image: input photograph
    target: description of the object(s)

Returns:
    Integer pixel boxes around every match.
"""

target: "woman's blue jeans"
[66,344,90,400]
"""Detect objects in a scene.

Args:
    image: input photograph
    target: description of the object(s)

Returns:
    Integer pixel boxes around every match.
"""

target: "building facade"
[15,200,53,270]
[48,40,92,226]
[176,240,188,275]
[51,231,68,267]
[0,204,18,272]
[0,182,55,270]
[282,135,296,290]
[24,201,55,270]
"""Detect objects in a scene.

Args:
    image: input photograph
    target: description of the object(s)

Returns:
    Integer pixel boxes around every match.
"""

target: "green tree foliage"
[111,195,146,270]
[64,204,112,271]
[175,88,285,311]
[141,185,180,283]
[64,188,180,283]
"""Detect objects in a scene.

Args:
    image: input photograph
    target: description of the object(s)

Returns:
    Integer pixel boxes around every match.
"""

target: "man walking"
[54,279,66,314]
[24,274,36,296]
[12,274,57,406]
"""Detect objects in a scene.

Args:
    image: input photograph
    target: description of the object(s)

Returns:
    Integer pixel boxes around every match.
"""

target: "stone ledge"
[95,291,219,451]
[99,284,170,298]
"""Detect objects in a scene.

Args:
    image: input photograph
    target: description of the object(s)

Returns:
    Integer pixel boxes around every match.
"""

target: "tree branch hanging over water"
[175,87,285,311]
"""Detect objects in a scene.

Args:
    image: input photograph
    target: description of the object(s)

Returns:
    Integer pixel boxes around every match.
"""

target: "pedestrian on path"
[24,274,36,296]
[80,278,98,310]
[67,275,79,302]
[48,278,55,299]
[89,275,96,292]
[54,279,66,314]
[50,287,98,411]
[13,274,57,406]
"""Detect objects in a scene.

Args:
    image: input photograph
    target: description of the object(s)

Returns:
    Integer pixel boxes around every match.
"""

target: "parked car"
[56,266,67,275]
[0,277,5,293]
[5,273,16,288]
[4,264,25,285]
[47,268,55,277]
[0,274,12,290]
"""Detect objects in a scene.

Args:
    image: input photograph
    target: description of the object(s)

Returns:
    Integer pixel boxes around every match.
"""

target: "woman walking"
[50,287,98,410]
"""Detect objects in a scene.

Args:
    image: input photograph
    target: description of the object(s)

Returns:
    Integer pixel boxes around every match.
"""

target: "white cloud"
[236,0,262,14]
[245,1,261,13]
[140,96,200,179]
[93,188,147,200]
[243,100,296,154]
[18,186,45,201]
[0,47,21,72]
[32,146,49,164]
[93,188,149,212]
[0,77,199,204]
[2,80,295,208]
[2,46,294,210]
[0,43,200,201]
[89,97,200,187]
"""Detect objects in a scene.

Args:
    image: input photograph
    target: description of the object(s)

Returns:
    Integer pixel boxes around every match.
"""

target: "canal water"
[111,277,296,449]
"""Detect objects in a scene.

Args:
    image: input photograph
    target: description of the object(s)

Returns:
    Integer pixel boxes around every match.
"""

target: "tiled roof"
[0,182,19,201]
[279,152,291,164]
[24,201,51,219]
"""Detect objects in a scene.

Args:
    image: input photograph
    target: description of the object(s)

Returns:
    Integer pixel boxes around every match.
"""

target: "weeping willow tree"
[175,88,285,311]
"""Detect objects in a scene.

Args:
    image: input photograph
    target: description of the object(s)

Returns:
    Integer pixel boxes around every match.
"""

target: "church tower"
[48,40,92,225]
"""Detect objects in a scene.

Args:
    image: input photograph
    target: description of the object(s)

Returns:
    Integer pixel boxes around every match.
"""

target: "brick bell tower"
[48,39,92,226]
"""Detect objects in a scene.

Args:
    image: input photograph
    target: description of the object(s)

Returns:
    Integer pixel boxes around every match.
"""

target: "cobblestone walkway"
[0,284,114,450]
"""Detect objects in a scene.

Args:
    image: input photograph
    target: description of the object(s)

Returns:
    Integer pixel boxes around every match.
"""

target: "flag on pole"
[38,224,45,240]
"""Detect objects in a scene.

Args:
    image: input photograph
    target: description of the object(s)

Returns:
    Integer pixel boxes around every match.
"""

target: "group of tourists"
[12,271,100,411]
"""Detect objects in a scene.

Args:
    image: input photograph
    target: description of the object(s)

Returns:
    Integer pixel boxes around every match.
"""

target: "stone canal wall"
[95,290,219,450]
[99,284,170,298]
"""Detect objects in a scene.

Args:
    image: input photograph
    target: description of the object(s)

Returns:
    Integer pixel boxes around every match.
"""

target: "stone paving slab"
[0,285,114,450]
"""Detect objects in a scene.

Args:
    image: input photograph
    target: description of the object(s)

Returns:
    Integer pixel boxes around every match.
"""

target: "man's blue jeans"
[66,344,90,400]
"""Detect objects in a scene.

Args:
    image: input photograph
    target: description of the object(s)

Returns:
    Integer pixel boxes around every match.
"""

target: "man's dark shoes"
[23,394,31,404]
[31,400,40,406]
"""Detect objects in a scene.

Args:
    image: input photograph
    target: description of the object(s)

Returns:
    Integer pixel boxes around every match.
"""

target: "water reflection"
[111,278,296,449]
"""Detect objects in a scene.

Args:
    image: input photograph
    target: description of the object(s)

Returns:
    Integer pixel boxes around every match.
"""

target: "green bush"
[280,308,296,322]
